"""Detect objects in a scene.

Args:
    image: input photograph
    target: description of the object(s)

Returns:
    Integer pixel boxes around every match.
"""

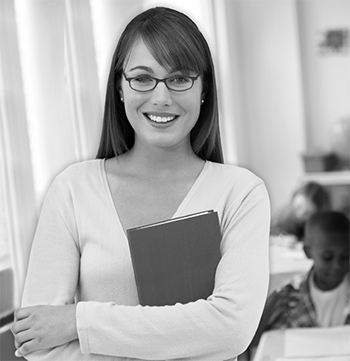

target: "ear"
[119,89,124,102]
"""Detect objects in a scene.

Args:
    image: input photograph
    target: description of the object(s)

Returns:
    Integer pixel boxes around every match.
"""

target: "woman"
[12,7,270,360]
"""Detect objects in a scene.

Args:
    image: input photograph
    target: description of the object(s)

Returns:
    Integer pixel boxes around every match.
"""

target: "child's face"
[309,231,349,290]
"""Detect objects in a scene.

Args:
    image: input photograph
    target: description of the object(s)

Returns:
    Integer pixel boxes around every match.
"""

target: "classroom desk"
[253,325,350,361]
[268,236,313,294]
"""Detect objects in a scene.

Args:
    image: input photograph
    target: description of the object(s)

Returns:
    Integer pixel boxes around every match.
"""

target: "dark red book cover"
[127,210,222,306]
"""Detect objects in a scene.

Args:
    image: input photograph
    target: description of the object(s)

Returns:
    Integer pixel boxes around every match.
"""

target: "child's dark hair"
[305,211,350,239]
[303,211,349,258]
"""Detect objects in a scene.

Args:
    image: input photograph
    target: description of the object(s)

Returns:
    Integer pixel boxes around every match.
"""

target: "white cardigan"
[22,159,270,361]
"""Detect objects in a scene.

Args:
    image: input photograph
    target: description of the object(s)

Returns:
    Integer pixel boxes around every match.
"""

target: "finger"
[11,318,31,336]
[14,307,33,321]
[15,349,22,358]
[15,339,37,357]
[14,329,34,350]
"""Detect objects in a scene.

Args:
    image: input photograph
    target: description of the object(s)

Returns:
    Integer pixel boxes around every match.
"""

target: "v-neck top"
[101,159,210,238]
[22,159,271,361]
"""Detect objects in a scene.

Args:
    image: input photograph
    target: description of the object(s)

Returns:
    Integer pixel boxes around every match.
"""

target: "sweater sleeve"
[21,176,82,360]
[76,182,271,360]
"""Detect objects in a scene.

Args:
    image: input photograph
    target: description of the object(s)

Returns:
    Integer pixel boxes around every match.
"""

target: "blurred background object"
[330,116,350,169]
[302,151,338,173]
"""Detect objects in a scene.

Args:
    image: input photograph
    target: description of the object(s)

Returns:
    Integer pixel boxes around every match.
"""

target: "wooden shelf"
[301,171,350,186]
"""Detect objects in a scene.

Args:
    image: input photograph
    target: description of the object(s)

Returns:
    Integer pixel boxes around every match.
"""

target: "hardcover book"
[127,210,222,306]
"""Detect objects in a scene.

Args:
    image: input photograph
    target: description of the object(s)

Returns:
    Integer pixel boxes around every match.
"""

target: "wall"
[222,0,306,211]
[220,0,349,213]
[297,0,350,153]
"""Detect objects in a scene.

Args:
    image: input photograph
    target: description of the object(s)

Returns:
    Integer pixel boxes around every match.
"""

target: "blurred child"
[267,211,349,329]
[270,182,330,241]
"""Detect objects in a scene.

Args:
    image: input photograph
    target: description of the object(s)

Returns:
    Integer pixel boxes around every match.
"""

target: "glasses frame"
[122,72,201,92]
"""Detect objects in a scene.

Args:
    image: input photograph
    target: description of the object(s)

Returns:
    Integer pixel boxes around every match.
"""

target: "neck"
[119,141,204,180]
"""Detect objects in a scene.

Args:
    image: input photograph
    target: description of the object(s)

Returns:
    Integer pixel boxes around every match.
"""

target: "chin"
[148,135,190,151]
[327,275,346,286]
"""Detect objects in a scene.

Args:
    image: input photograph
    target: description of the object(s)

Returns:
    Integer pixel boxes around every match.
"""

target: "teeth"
[148,114,176,123]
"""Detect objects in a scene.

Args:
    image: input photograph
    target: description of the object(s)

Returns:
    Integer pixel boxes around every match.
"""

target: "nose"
[150,82,173,106]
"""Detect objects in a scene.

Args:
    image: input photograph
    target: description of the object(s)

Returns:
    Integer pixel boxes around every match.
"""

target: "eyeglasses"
[122,73,200,92]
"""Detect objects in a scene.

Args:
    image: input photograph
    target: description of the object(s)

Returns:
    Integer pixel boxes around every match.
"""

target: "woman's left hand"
[11,304,78,357]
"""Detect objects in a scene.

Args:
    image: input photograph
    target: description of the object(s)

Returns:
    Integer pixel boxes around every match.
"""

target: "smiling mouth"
[144,113,178,124]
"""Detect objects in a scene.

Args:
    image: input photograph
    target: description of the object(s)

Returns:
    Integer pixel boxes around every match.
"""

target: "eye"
[169,76,191,85]
[132,76,154,84]
[321,255,333,262]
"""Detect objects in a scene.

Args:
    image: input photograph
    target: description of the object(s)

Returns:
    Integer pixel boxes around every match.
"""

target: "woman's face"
[120,38,203,153]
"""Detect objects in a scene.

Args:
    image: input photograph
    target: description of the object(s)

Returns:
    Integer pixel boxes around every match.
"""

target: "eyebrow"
[127,66,154,73]
[126,66,196,77]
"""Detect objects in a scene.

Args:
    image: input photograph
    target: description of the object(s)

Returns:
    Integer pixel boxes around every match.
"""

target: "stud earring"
[121,97,124,102]
[201,99,204,104]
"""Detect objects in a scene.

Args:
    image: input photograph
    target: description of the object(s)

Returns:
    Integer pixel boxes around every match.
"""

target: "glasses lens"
[130,76,156,91]
[166,76,193,91]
